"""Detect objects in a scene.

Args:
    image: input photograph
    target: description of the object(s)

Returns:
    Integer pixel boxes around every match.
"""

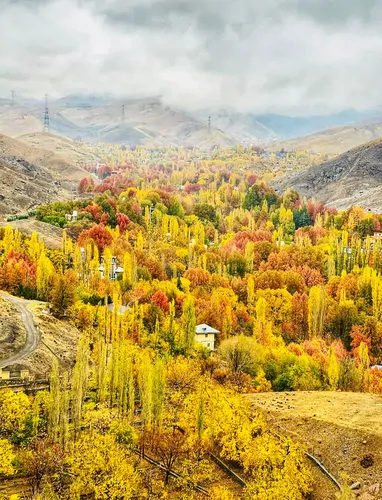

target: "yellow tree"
[254,297,273,346]
[0,438,15,476]
[327,346,339,390]
[308,285,326,338]
[36,250,55,301]
[67,433,139,500]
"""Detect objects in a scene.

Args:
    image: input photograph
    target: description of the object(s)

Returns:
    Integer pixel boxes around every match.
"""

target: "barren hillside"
[248,392,382,500]
[273,139,382,210]
[18,132,88,167]
[0,134,90,214]
[270,119,382,155]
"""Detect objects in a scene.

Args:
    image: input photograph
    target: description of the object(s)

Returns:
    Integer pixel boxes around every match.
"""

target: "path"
[0,292,40,369]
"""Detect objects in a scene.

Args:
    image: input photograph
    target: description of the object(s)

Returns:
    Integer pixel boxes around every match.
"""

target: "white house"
[195,324,219,351]
[98,256,124,281]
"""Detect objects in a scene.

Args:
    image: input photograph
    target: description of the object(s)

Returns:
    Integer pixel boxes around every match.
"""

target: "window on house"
[205,333,208,338]
[207,343,210,347]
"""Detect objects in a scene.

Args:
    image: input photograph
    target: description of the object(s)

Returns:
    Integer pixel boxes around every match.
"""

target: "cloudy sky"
[1,0,382,115]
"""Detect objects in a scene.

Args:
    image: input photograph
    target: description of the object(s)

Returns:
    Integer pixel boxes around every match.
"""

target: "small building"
[195,324,219,351]
[99,256,124,281]
[65,210,78,222]
[373,232,382,241]
[0,364,30,380]
[107,303,130,316]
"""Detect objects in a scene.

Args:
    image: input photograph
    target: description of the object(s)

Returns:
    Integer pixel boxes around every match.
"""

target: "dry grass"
[248,391,382,436]
[247,391,382,499]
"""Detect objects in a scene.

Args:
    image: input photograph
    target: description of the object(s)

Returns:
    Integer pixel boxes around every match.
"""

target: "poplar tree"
[152,359,165,428]
[138,356,153,428]
[254,297,272,345]
[327,347,339,390]
[71,335,90,440]
[48,359,60,442]
[308,285,326,338]
[181,296,196,354]
[60,372,70,449]
[97,338,108,404]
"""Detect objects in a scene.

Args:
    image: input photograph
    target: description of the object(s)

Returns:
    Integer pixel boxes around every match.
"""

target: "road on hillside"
[0,292,40,369]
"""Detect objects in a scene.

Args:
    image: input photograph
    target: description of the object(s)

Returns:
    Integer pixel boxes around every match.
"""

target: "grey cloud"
[1,0,382,115]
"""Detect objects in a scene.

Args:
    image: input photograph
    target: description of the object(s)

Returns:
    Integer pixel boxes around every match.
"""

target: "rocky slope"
[0,134,90,214]
[273,139,382,210]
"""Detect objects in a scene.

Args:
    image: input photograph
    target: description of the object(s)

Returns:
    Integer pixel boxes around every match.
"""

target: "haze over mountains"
[1,94,382,150]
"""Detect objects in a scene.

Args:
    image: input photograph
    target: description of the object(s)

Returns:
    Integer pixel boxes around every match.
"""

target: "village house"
[0,364,30,380]
[107,303,130,316]
[195,324,219,351]
[98,256,124,281]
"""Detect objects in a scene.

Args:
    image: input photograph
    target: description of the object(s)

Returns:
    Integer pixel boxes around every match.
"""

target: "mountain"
[195,109,278,144]
[273,139,382,211]
[2,95,381,149]
[269,117,382,155]
[0,97,236,148]
[0,134,90,214]
[256,110,381,140]
[18,132,88,167]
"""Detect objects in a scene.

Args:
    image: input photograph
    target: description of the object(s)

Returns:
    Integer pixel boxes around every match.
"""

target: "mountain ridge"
[273,138,382,211]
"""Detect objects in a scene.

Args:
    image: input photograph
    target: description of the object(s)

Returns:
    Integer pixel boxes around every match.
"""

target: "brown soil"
[247,391,382,500]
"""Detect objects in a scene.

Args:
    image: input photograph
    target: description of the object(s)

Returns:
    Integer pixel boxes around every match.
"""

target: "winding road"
[0,292,40,369]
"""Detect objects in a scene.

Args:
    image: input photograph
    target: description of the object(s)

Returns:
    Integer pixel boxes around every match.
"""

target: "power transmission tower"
[208,115,211,129]
[11,91,15,105]
[44,93,50,133]
[121,104,125,124]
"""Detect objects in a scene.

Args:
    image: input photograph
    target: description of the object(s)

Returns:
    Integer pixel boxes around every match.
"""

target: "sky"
[1,0,382,115]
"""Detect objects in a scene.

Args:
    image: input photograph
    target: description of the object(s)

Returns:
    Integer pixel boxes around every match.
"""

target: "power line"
[44,93,50,133]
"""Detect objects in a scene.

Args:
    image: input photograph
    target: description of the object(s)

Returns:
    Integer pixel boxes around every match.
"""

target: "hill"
[18,132,88,167]
[273,139,382,210]
[0,98,236,148]
[270,118,382,155]
[247,392,382,500]
[195,109,279,144]
[54,97,237,147]
[0,103,43,136]
[0,134,90,214]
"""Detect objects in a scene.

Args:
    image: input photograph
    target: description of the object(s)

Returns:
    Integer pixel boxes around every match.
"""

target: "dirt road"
[0,292,40,369]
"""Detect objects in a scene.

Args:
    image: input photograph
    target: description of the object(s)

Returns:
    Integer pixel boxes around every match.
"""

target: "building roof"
[1,364,29,371]
[107,303,130,315]
[196,324,220,334]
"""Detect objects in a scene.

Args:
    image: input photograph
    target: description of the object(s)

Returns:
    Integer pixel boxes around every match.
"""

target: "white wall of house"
[195,332,216,351]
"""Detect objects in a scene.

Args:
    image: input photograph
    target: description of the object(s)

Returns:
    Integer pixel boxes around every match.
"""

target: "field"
[247,392,382,499]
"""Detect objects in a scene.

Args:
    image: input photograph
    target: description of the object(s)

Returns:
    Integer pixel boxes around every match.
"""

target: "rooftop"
[196,324,220,334]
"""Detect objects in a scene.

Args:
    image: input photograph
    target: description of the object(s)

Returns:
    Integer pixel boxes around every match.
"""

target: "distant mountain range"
[1,93,382,150]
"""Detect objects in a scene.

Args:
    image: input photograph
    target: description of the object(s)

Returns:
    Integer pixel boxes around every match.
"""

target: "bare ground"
[247,391,382,500]
[0,296,79,376]
[0,296,26,362]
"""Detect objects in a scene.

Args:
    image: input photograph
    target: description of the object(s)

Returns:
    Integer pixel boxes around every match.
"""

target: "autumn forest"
[0,144,381,499]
